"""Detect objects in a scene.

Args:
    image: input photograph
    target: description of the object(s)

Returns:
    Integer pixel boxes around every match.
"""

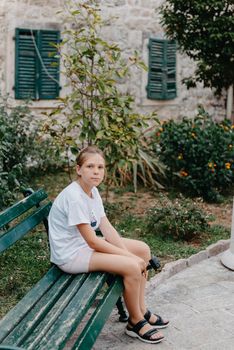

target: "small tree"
[46,0,164,191]
[160,0,234,96]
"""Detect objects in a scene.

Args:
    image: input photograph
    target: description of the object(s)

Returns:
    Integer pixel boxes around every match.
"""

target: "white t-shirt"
[48,181,106,265]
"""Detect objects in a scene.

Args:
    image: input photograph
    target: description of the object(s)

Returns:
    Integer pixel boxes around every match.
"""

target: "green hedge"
[153,108,234,201]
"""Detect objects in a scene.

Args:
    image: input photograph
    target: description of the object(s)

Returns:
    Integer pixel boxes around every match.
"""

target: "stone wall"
[0,0,226,119]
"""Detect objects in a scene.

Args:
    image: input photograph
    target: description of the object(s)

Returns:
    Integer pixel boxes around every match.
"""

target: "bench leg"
[116,296,128,322]
[106,274,128,322]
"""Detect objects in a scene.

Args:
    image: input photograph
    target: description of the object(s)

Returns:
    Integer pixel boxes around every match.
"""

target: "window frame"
[14,28,60,100]
[146,38,177,100]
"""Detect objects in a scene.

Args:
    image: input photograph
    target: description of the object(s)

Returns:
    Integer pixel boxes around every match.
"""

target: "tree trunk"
[226,85,233,122]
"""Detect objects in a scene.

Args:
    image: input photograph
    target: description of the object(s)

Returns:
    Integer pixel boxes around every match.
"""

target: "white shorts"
[58,245,94,274]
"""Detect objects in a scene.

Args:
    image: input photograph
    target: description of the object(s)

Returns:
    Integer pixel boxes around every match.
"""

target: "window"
[15,28,60,100]
[147,38,176,100]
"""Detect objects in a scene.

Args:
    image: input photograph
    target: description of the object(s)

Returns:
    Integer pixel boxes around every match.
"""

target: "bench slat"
[0,265,62,343]
[0,190,48,229]
[36,272,107,350]
[73,276,123,350]
[0,346,25,350]
[3,273,78,347]
[0,203,52,253]
[19,274,88,349]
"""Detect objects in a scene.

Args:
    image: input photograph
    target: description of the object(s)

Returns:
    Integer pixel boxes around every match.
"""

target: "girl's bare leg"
[121,237,168,324]
[88,252,163,340]
[121,238,150,314]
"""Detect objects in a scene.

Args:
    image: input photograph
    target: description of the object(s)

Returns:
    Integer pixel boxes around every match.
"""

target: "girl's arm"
[77,223,135,258]
[99,216,127,250]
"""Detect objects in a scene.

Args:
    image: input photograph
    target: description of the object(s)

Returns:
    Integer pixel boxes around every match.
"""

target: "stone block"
[102,0,126,6]
[207,239,230,257]
[218,239,230,250]
[127,0,141,5]
[162,258,187,277]
[126,18,153,30]
[142,0,163,9]
[187,250,208,267]
[128,30,142,48]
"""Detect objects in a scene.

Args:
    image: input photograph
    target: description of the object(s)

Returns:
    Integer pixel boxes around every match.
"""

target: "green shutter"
[15,29,37,99]
[38,30,60,99]
[15,28,60,100]
[147,38,176,100]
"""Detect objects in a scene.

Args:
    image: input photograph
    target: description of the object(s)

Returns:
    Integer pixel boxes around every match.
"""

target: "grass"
[113,210,230,263]
[0,226,50,317]
[0,170,232,318]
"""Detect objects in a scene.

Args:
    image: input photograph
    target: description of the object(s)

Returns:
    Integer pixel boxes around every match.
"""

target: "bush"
[154,107,234,201]
[0,98,34,208]
[146,195,210,241]
[0,96,63,210]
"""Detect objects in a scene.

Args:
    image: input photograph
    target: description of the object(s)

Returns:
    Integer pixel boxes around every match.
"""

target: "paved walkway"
[94,249,234,350]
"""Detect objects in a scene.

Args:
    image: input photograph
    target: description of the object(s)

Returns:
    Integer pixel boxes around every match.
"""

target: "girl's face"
[76,154,105,189]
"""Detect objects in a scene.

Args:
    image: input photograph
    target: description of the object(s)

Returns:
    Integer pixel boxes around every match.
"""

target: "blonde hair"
[76,146,105,167]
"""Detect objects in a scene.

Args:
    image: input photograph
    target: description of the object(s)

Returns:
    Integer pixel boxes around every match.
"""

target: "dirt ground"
[107,189,233,230]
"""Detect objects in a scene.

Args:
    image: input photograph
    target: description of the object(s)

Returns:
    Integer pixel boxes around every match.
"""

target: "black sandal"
[144,309,169,328]
[125,319,164,344]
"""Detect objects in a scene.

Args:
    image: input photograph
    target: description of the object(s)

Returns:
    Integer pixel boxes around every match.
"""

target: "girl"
[48,146,169,344]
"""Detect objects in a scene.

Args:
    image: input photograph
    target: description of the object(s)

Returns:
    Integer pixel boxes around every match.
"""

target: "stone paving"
[94,241,234,350]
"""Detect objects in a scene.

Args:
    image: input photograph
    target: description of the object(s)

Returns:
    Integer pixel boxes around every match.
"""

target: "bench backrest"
[0,189,52,254]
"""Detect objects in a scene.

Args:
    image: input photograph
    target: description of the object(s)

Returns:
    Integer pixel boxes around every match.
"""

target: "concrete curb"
[147,239,230,291]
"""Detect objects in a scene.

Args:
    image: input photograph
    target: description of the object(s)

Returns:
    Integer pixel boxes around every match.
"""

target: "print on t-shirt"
[90,210,97,227]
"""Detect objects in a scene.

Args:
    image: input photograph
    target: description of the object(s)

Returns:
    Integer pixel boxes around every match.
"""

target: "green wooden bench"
[0,189,124,350]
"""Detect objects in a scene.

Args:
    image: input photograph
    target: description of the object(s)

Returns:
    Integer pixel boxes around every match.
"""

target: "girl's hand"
[134,256,147,276]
